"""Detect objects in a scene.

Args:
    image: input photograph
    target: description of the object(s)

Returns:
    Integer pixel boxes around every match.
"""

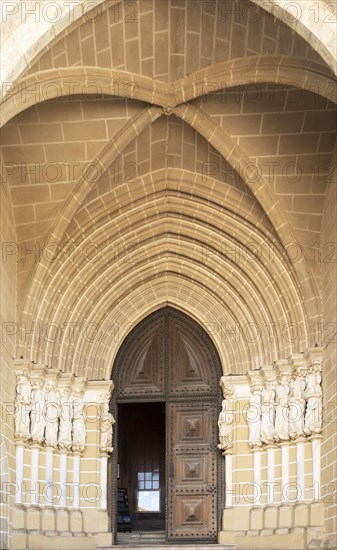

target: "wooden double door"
[112,308,222,543]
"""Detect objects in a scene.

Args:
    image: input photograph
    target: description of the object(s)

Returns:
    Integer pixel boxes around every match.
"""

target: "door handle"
[169,462,174,478]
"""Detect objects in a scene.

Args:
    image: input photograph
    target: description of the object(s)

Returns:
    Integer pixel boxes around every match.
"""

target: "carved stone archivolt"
[247,349,323,450]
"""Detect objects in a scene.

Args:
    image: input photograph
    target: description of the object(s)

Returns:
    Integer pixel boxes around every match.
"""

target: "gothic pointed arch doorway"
[110,307,224,544]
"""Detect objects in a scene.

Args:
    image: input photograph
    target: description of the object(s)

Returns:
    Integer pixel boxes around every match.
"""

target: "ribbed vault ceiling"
[1,0,336,378]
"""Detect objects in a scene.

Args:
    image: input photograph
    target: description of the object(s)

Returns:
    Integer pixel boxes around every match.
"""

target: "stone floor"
[96,530,318,550]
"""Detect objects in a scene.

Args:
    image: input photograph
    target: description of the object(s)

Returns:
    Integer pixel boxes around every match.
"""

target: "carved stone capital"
[100,446,113,456]
[222,447,233,456]
[58,445,72,455]
[14,359,32,377]
[279,440,291,448]
[14,436,28,447]
[308,433,322,442]
[261,365,277,388]
[305,348,323,373]
[248,370,263,391]
[274,360,291,381]
[219,376,235,399]
[30,441,44,450]
[72,446,85,455]
[295,435,307,444]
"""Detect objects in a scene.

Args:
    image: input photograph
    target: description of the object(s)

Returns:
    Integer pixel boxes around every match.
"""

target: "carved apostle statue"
[100,397,116,454]
[218,387,234,453]
[15,374,32,440]
[289,369,306,439]
[30,378,46,444]
[58,386,73,450]
[304,364,323,435]
[260,379,276,445]
[72,389,86,452]
[44,382,60,447]
[274,375,290,442]
[247,385,262,447]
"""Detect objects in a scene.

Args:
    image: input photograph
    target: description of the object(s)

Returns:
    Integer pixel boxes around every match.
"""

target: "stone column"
[267,445,276,505]
[311,435,321,501]
[15,442,24,504]
[45,446,54,506]
[59,450,68,508]
[281,441,290,503]
[30,444,40,505]
[296,438,305,502]
[72,452,81,509]
[100,453,108,510]
[252,447,262,505]
[45,447,54,485]
[225,452,233,508]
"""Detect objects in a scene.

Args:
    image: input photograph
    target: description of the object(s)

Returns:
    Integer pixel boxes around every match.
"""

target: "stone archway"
[110,307,224,544]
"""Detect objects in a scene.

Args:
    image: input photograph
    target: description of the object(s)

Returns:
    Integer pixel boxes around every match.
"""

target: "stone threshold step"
[97,548,311,550]
[97,546,235,550]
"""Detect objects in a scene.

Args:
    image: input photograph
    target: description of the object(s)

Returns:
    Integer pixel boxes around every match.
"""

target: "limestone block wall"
[0,432,10,550]
[0,169,16,549]
[321,140,337,549]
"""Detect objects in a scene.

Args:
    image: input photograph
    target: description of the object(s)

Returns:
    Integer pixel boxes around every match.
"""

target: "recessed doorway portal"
[110,307,223,544]
[117,402,166,531]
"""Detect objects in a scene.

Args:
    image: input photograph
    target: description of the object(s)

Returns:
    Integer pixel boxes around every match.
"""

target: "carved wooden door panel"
[167,401,218,542]
[168,315,216,396]
[112,307,222,543]
[117,315,165,399]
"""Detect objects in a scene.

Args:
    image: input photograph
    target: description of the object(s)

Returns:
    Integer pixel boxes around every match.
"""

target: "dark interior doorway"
[117,402,166,531]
